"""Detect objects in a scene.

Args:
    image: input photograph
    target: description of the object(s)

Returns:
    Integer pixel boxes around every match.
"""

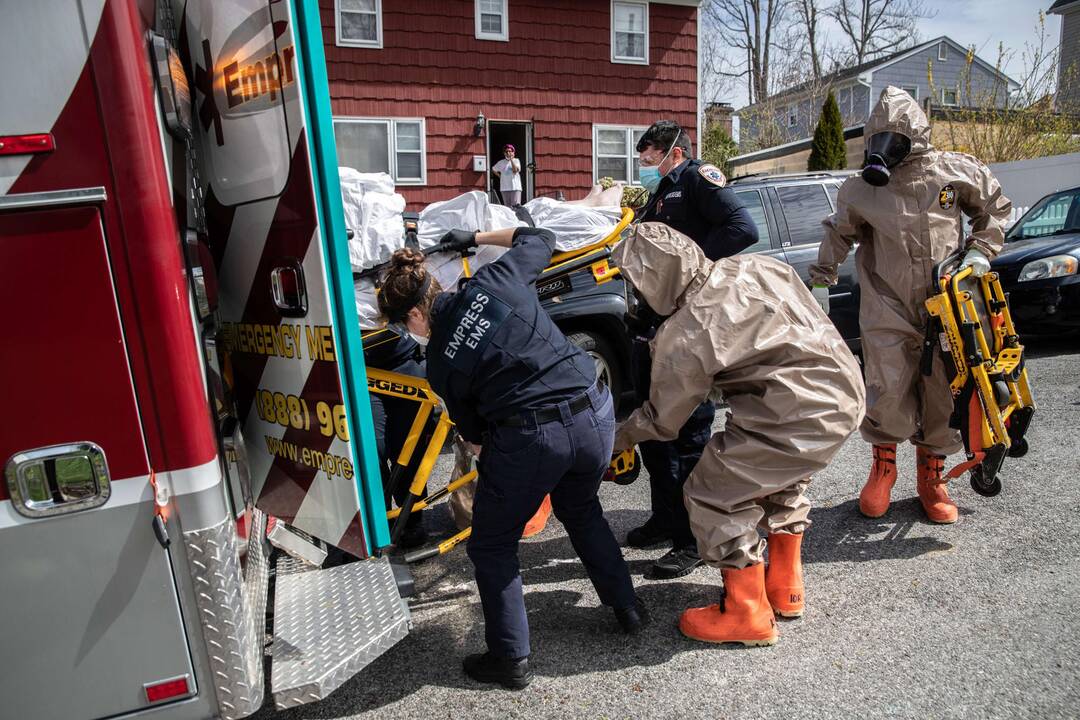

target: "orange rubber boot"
[859,444,898,518]
[916,448,958,524]
[679,563,778,646]
[522,495,552,538]
[765,533,804,618]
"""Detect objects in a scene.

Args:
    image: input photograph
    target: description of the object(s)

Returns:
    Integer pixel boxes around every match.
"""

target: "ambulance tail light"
[0,133,55,156]
[143,674,192,704]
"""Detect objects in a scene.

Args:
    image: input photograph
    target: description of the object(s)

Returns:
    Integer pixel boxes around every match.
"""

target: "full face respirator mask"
[861,131,912,187]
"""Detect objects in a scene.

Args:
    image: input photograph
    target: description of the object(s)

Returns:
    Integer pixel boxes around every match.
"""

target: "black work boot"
[649,546,703,579]
[614,596,651,635]
[462,652,532,690]
[396,515,428,550]
[626,517,672,549]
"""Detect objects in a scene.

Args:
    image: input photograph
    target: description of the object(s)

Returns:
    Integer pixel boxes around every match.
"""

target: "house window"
[593,125,647,184]
[334,117,426,184]
[938,41,948,61]
[902,85,920,100]
[941,87,958,107]
[336,0,382,48]
[787,105,798,128]
[476,0,508,41]
[612,1,648,65]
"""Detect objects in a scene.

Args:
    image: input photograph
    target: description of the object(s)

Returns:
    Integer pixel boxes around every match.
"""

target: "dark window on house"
[594,125,646,184]
[336,0,382,48]
[733,190,774,254]
[776,184,832,246]
[334,118,426,184]
[612,1,648,64]
[938,41,948,61]
[476,0,508,41]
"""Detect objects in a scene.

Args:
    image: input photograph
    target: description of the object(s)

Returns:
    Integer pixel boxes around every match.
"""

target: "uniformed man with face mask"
[625,121,760,580]
[810,87,1012,524]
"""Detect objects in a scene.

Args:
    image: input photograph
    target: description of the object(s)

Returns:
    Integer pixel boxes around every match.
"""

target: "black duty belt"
[498,388,596,427]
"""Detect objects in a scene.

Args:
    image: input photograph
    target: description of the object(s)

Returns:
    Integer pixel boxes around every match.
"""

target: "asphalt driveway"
[264,338,1080,720]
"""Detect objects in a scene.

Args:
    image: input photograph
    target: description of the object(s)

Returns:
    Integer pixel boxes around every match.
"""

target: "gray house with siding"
[738,36,1019,149]
[1050,0,1080,110]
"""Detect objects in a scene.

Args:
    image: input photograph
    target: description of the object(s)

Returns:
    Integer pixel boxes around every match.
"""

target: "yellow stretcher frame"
[924,260,1036,496]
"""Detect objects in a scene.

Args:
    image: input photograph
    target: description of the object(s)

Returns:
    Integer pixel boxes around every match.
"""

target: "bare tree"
[827,0,932,65]
[790,0,826,80]
[928,13,1080,163]
[703,0,788,105]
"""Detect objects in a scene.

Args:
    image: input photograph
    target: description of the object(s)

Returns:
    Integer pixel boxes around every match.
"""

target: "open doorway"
[487,120,532,205]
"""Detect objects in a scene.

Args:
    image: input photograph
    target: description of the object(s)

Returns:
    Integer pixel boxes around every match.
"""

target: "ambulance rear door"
[177,0,388,558]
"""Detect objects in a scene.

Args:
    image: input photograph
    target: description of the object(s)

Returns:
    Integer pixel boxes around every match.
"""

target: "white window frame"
[938,41,948,61]
[335,0,383,49]
[592,124,649,185]
[475,0,509,41]
[787,104,798,128]
[941,87,959,107]
[333,116,427,185]
[611,0,649,66]
[902,85,920,100]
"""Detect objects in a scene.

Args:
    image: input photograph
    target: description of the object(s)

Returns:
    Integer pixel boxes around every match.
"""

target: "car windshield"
[1007,188,1080,241]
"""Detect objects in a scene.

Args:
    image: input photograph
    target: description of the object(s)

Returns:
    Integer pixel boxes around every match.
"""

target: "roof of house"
[736,36,1019,114]
[1048,0,1080,13]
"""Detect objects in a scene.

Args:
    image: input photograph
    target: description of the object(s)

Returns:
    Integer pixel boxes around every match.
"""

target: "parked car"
[990,186,1080,335]
[727,171,861,349]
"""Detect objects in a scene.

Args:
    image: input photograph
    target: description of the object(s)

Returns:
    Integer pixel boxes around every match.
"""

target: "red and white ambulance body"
[0,1,405,718]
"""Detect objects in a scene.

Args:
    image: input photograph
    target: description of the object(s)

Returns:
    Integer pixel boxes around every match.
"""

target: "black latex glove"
[435,229,477,254]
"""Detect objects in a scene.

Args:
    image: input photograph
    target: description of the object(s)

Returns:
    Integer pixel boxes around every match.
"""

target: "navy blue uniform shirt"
[425,227,596,443]
[638,158,758,261]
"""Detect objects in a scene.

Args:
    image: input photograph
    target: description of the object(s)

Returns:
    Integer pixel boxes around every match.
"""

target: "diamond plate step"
[270,555,410,709]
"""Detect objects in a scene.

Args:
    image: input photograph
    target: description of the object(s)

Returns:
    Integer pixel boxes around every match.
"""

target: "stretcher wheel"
[969,467,1002,497]
[1007,438,1029,458]
[991,380,1011,407]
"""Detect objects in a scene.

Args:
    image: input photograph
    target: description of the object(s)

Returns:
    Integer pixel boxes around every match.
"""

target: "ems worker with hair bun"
[625,119,760,580]
[377,226,643,691]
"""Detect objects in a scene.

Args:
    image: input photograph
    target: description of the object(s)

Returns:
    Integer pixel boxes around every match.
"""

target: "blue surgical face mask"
[638,143,675,194]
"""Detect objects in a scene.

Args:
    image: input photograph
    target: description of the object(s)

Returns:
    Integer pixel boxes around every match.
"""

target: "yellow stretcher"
[923,252,1036,496]
[360,207,637,561]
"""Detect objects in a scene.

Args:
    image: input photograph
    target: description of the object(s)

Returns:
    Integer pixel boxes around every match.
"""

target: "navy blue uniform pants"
[466,383,636,659]
[632,339,715,551]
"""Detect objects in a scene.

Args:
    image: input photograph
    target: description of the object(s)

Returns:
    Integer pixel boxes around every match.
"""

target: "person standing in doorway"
[493,144,523,207]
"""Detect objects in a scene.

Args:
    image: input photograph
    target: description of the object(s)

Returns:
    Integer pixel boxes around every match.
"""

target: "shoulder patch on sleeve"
[698,163,727,187]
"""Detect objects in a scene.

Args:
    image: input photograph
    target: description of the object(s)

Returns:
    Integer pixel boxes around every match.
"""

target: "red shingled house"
[320,0,702,208]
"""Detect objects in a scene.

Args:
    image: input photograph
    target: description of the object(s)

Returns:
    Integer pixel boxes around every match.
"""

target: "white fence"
[989,152,1080,226]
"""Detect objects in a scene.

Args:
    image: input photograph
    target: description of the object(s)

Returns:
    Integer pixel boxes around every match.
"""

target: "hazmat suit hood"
[612,222,709,317]
[865,86,933,159]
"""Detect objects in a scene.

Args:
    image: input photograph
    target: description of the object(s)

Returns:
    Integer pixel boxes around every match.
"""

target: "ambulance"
[0,1,410,717]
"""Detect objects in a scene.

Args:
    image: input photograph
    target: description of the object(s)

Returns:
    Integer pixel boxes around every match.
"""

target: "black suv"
[727,171,861,348]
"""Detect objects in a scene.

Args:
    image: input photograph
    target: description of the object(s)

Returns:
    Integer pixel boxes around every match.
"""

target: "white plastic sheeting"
[339,168,406,272]
[345,175,624,329]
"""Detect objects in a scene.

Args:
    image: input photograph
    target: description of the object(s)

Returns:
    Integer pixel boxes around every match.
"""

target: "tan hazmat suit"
[810,87,1011,454]
[613,224,865,568]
